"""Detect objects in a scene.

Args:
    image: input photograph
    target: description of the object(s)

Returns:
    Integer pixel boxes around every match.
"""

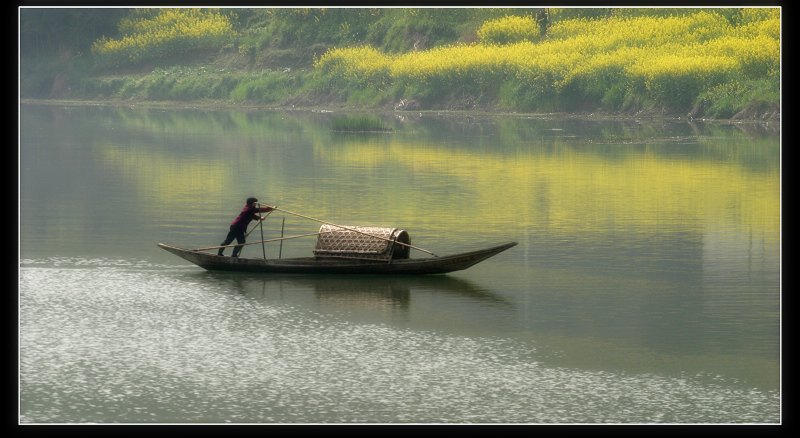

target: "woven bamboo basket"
[313,225,411,260]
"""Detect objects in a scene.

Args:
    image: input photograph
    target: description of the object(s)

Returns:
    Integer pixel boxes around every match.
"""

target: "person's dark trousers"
[219,225,246,257]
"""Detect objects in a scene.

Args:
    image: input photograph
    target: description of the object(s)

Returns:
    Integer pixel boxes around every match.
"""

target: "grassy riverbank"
[20,8,781,121]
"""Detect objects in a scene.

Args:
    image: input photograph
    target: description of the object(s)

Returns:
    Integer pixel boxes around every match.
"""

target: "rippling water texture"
[20,260,778,423]
[19,105,780,423]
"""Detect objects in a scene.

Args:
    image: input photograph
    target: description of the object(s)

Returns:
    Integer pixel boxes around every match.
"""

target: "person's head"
[246,197,258,206]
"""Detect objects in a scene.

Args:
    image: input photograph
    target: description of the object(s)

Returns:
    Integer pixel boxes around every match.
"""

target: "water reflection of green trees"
[28,104,775,242]
[99,106,779,168]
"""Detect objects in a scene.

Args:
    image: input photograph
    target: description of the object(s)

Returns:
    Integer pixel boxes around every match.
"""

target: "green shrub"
[700,79,778,119]
[230,71,296,103]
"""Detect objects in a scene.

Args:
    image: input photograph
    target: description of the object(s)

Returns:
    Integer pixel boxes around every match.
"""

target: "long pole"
[259,211,266,259]
[194,231,333,252]
[271,206,438,257]
[246,210,272,238]
[279,217,285,259]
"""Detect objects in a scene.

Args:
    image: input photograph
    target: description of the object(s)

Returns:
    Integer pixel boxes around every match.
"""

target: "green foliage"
[230,71,297,103]
[366,9,459,52]
[73,66,251,102]
[699,79,779,119]
[20,8,129,57]
[73,76,125,98]
[20,8,129,97]
[257,8,379,49]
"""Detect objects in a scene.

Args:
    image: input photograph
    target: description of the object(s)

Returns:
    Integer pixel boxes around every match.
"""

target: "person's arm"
[255,205,274,220]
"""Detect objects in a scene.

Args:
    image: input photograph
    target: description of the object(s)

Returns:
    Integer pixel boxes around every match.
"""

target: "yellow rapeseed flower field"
[92,9,233,66]
[477,15,541,45]
[313,8,779,110]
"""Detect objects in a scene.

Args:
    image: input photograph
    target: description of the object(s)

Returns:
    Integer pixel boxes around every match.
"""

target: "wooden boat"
[157,241,517,275]
[159,208,517,275]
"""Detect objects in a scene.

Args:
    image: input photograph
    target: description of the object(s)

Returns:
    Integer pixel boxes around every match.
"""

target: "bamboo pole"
[193,231,333,252]
[245,209,273,238]
[259,211,266,260]
[279,217,285,259]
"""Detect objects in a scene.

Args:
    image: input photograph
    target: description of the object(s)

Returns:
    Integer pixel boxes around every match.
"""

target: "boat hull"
[157,242,517,275]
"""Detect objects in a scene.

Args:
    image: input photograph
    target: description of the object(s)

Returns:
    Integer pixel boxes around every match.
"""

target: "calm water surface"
[18,104,781,424]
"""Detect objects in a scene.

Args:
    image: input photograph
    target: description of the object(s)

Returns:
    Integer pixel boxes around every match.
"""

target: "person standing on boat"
[218,197,274,257]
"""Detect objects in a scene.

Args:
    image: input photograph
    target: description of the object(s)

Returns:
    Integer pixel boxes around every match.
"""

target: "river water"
[18,103,781,424]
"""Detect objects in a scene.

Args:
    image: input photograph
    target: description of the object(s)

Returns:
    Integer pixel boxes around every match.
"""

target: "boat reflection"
[183,271,778,391]
[196,271,512,311]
